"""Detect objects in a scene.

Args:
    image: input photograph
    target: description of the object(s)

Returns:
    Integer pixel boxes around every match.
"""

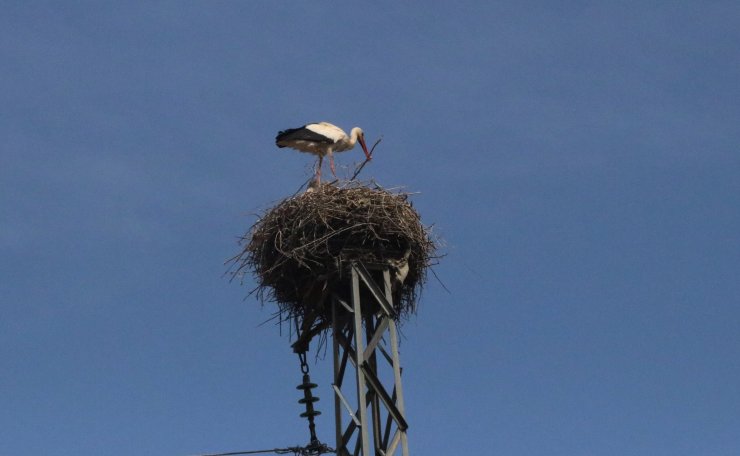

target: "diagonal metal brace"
[360,362,409,431]
[333,384,362,427]
[352,262,396,318]
[363,317,389,362]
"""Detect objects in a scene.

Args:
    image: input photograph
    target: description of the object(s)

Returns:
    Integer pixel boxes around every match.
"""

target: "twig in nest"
[350,137,382,181]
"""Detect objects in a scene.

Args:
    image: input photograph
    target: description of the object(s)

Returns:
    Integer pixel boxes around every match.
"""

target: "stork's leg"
[329,153,337,177]
[316,155,323,183]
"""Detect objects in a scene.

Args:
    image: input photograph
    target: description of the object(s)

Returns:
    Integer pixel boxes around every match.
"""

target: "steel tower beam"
[331,261,409,456]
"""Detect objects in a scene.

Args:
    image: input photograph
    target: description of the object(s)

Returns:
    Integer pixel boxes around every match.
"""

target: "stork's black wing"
[275,125,334,147]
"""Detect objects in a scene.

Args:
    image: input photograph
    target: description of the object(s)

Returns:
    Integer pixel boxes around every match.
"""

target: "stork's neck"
[348,127,362,147]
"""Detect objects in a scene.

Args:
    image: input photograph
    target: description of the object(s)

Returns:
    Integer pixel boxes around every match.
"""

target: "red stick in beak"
[358,135,371,161]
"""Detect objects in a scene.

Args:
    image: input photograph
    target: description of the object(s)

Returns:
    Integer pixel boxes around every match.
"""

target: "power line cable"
[192,441,334,456]
[193,449,286,456]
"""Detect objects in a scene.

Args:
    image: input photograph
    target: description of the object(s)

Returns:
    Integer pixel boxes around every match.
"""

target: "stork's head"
[352,127,371,161]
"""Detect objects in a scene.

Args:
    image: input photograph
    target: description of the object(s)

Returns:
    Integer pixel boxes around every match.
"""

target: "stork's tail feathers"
[275,127,301,148]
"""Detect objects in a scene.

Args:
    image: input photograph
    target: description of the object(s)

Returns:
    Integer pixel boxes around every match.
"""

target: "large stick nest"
[230,181,438,338]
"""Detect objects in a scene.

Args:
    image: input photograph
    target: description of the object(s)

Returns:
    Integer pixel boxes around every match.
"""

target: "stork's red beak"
[359,135,371,161]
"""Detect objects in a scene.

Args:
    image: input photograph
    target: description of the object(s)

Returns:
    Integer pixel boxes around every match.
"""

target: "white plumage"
[276,122,371,182]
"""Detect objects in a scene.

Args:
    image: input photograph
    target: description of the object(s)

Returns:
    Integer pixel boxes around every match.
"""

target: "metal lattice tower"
[329,260,410,456]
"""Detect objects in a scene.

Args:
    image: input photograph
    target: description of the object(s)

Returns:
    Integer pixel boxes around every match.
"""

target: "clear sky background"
[2,2,739,455]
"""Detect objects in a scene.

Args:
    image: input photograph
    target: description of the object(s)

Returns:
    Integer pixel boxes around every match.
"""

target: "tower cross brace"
[330,261,410,456]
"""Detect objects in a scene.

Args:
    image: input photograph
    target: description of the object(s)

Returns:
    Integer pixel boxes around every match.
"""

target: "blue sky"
[2,2,739,455]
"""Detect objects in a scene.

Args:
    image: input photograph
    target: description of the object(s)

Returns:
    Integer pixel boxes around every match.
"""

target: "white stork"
[275,122,372,182]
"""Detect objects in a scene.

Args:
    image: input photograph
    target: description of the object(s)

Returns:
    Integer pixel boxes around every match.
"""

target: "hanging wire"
[192,316,337,456]
[192,442,335,456]
[194,449,289,456]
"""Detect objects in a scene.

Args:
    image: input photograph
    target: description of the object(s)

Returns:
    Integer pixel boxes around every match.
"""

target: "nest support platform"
[290,252,409,354]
